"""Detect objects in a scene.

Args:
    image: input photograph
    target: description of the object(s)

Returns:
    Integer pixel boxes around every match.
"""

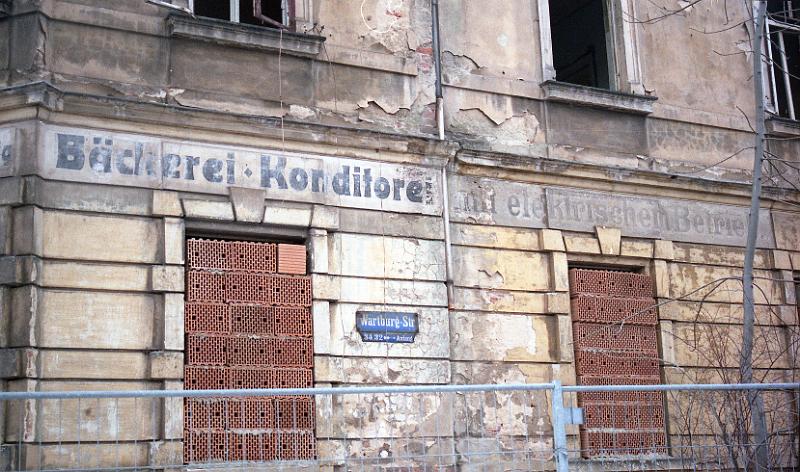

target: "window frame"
[764,13,800,120]
[538,0,645,95]
[149,0,296,31]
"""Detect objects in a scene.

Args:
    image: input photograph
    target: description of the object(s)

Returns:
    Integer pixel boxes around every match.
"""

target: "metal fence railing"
[0,382,798,471]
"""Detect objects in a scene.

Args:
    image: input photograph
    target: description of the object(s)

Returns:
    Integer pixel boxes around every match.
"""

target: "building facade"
[0,0,798,469]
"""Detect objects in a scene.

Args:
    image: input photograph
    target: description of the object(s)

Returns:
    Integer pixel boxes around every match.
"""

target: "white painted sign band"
[39,126,443,216]
[450,175,775,248]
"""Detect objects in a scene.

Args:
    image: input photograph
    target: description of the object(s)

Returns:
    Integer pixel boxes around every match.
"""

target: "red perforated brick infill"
[225,272,272,304]
[187,239,230,271]
[186,271,225,302]
[273,307,313,337]
[579,430,667,458]
[272,368,314,389]
[184,398,277,430]
[275,396,315,429]
[183,430,236,463]
[229,367,273,390]
[238,432,277,461]
[184,399,225,430]
[577,376,663,403]
[185,303,230,334]
[184,366,229,390]
[575,350,661,378]
[230,241,277,273]
[275,430,317,460]
[278,244,307,275]
[273,338,314,368]
[186,334,228,366]
[230,304,274,336]
[569,269,654,298]
[572,322,658,354]
[570,295,658,326]
[227,336,274,366]
[582,402,665,430]
[271,274,312,307]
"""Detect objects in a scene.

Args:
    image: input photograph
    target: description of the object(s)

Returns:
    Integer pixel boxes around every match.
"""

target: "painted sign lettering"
[449,175,775,248]
[41,126,443,216]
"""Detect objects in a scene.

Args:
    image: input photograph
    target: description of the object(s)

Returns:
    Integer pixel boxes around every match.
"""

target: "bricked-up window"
[183,238,315,463]
[548,0,615,89]
[569,268,667,457]
[193,0,294,29]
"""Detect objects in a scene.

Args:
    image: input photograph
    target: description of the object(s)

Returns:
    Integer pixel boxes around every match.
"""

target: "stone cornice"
[454,148,798,211]
[0,82,457,169]
[0,82,797,210]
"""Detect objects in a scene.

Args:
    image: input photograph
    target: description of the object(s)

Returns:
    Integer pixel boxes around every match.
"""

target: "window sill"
[766,115,800,137]
[541,80,657,115]
[167,14,325,58]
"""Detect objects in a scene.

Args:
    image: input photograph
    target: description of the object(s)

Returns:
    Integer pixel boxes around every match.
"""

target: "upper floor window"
[765,0,800,119]
[548,0,615,89]
[195,0,293,30]
[149,0,295,30]
[539,0,645,96]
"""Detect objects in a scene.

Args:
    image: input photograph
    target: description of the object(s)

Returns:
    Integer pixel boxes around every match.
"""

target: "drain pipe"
[431,0,454,305]
[432,0,445,141]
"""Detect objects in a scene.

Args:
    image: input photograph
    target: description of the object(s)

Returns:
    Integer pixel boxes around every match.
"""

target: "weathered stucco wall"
[0,0,799,469]
[2,0,798,176]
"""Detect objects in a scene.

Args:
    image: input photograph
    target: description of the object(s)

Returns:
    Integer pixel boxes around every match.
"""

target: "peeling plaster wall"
[2,0,799,177]
[0,0,799,460]
[438,0,540,82]
[638,1,755,124]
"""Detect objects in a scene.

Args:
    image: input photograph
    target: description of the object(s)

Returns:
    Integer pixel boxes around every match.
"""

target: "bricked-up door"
[183,239,315,463]
[569,268,667,457]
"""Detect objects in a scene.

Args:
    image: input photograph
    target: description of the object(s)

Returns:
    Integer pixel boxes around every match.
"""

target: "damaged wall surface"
[0,0,798,469]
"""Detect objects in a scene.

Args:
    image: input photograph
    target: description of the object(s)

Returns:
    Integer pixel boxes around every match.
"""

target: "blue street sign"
[355,311,419,343]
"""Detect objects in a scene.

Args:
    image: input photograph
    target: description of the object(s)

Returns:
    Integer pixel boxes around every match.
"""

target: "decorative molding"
[541,80,657,114]
[167,14,325,58]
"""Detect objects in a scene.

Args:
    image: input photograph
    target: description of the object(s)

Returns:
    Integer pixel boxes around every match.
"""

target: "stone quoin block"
[263,202,312,227]
[181,198,235,221]
[308,229,329,274]
[621,239,654,258]
[151,190,183,217]
[41,210,160,263]
[328,233,445,281]
[563,235,601,254]
[40,260,150,292]
[19,289,156,350]
[229,186,266,223]
[38,350,149,379]
[162,217,184,265]
[451,224,540,250]
[594,226,622,255]
[452,245,550,291]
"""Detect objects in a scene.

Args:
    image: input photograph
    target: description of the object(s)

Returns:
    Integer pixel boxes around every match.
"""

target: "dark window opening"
[767,1,800,119]
[193,0,291,29]
[194,0,230,21]
[249,0,286,27]
[548,0,612,89]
